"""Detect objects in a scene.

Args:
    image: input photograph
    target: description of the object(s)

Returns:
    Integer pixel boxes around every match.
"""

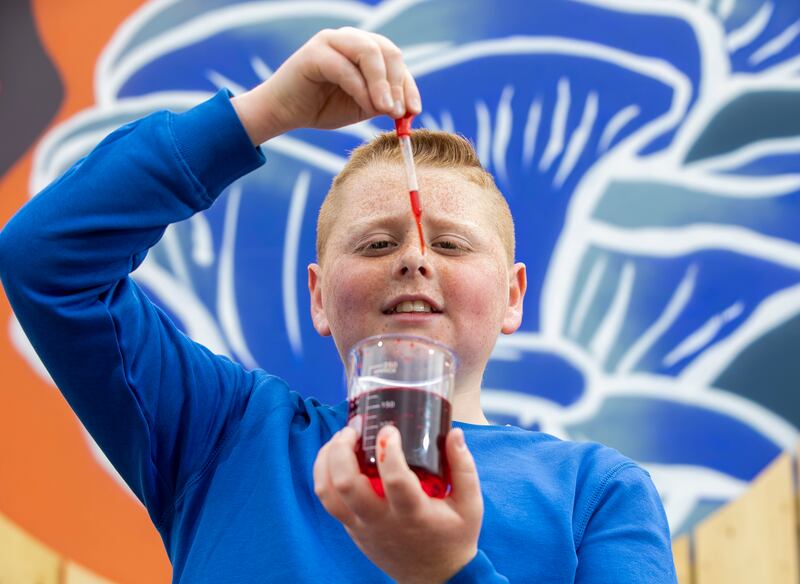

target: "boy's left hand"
[313,425,483,584]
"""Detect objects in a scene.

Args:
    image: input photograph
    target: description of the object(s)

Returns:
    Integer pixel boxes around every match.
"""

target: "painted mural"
[2,0,800,581]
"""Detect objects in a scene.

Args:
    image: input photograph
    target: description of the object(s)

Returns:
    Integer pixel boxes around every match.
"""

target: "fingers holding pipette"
[368,32,422,118]
[325,28,422,118]
[323,28,395,117]
[232,27,422,143]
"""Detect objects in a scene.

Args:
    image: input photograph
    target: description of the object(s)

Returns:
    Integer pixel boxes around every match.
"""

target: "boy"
[0,28,676,582]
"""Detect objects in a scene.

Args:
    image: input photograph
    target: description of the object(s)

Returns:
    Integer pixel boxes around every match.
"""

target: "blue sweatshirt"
[0,90,677,583]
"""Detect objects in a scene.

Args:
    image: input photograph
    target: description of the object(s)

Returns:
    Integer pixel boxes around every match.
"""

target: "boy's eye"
[368,241,393,250]
[433,238,469,253]
[356,236,469,255]
[358,239,397,254]
[436,241,459,249]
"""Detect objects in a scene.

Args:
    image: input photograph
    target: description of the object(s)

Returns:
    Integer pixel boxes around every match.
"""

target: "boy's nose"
[397,244,431,278]
[400,263,427,276]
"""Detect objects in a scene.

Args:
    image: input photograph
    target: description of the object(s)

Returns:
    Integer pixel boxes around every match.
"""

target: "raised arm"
[0,91,266,522]
[0,28,420,525]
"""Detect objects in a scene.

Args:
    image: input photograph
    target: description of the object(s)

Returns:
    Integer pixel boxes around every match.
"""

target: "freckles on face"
[323,257,374,327]
[321,247,397,359]
[319,164,512,370]
[438,253,509,368]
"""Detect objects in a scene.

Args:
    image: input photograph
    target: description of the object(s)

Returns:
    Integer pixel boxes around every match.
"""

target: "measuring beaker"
[346,333,457,498]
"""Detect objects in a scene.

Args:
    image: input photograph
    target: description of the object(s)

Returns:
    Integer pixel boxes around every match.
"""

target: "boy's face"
[308,164,526,381]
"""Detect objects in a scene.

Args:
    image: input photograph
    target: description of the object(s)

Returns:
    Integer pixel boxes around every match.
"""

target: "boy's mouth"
[382,296,442,314]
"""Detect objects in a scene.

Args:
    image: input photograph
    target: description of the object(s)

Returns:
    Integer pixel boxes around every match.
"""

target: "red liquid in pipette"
[396,114,426,255]
[409,189,426,255]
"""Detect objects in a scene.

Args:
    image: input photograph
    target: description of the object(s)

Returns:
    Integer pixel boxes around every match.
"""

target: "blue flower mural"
[19,0,800,535]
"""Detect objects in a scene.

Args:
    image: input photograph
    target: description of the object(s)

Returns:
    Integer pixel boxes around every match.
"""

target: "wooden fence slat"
[797,443,800,546]
[0,511,61,584]
[672,534,693,584]
[694,452,799,584]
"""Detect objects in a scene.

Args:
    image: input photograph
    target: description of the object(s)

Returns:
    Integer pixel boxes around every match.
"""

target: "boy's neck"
[451,379,490,425]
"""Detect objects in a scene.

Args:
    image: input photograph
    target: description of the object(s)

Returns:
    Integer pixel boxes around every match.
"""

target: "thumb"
[446,428,483,513]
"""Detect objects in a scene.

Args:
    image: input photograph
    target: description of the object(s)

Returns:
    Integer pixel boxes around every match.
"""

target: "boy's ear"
[308,263,331,337]
[501,262,527,335]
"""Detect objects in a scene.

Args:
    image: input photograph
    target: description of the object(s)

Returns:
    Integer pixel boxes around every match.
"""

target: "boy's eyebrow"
[426,215,483,236]
[347,213,483,238]
[347,213,406,232]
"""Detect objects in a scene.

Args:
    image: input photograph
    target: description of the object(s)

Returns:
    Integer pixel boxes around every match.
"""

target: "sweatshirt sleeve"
[447,550,510,583]
[575,463,678,583]
[0,90,266,526]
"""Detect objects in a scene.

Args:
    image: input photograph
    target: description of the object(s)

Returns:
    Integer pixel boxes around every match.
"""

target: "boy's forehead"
[340,164,483,217]
[321,162,514,265]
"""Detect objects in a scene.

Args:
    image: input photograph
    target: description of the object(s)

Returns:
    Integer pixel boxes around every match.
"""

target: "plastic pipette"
[394,114,426,255]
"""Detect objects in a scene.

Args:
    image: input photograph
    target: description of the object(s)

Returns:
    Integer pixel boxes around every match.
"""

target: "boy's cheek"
[325,264,382,319]
[444,267,508,329]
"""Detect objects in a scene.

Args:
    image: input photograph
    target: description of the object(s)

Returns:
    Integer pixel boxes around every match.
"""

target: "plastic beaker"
[347,333,457,498]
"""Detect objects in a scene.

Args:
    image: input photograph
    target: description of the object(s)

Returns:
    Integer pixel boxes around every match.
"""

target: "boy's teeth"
[395,300,432,313]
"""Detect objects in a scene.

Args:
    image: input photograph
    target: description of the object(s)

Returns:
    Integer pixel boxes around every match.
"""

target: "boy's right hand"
[231,27,422,145]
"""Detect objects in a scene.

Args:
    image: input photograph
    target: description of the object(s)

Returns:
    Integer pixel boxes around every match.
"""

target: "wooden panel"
[694,452,799,584]
[0,511,61,584]
[797,444,800,537]
[672,534,693,584]
[62,561,116,584]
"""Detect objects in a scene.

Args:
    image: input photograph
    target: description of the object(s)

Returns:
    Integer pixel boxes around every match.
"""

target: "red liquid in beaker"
[349,387,451,498]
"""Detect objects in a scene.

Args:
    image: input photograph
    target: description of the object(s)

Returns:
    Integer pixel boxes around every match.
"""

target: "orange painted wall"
[0,1,171,581]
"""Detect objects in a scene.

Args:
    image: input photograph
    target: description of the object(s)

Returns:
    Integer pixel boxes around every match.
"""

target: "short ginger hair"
[316,129,515,265]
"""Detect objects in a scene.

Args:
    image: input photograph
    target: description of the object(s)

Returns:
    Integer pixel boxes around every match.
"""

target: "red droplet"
[377,436,388,463]
[409,190,426,254]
